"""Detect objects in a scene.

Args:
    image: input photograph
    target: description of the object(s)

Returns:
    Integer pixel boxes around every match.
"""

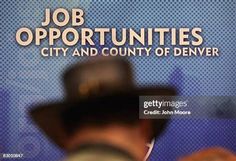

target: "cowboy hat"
[29,57,176,148]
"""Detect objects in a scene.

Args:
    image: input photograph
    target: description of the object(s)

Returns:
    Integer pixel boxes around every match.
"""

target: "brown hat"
[29,57,176,148]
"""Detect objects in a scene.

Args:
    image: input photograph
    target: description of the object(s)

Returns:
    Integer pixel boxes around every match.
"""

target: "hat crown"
[63,58,133,101]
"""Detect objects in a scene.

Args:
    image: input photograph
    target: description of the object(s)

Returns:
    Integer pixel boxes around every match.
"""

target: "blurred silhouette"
[29,57,176,161]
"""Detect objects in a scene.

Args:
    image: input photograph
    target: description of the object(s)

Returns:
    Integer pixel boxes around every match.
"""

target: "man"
[30,57,176,161]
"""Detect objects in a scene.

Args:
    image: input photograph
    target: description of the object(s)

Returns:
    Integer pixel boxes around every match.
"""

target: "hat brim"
[29,86,176,149]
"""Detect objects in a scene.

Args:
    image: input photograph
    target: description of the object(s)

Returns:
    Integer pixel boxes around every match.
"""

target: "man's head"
[64,120,153,161]
[60,92,167,161]
[30,57,176,161]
